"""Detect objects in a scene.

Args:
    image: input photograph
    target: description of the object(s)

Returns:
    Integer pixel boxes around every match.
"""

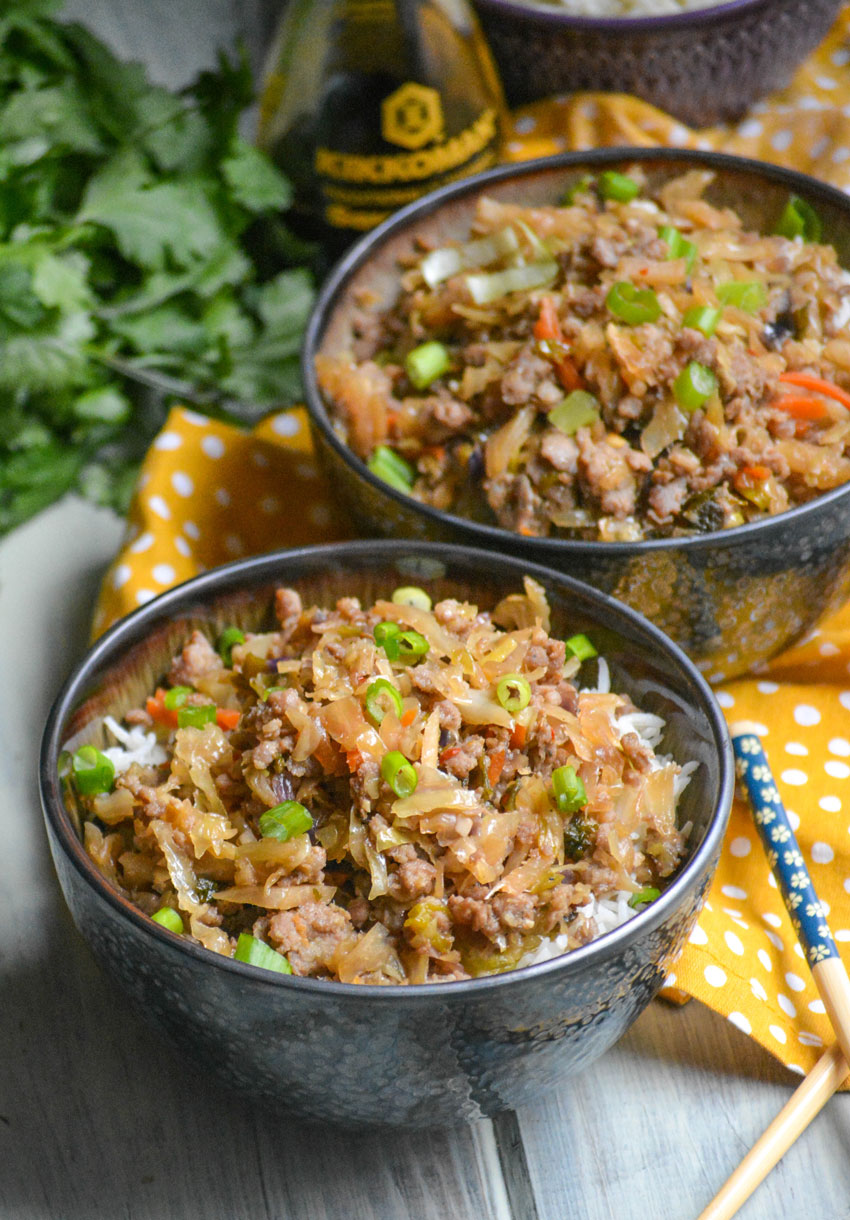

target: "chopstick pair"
[697,722,850,1220]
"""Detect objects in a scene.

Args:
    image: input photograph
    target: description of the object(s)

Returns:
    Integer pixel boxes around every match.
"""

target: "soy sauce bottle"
[258,0,507,260]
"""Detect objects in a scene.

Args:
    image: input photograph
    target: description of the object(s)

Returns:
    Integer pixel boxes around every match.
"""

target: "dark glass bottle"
[258,0,507,258]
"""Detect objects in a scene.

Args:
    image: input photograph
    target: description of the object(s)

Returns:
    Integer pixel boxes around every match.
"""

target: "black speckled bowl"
[40,541,732,1127]
[473,0,843,124]
[304,148,850,684]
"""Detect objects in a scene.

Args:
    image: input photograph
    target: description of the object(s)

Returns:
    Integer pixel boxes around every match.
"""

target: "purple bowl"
[473,0,843,125]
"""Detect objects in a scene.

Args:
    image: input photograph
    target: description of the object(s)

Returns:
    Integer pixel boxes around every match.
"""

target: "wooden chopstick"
[696,722,850,1219]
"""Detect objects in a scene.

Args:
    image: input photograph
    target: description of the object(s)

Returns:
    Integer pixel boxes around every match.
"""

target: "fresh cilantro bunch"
[0,0,315,533]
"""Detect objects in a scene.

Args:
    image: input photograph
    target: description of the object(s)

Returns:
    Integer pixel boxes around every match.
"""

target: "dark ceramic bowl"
[304,148,850,683]
[473,0,843,124]
[40,540,732,1127]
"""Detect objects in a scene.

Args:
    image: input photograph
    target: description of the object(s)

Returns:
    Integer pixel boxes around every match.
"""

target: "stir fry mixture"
[70,581,691,984]
[317,169,850,540]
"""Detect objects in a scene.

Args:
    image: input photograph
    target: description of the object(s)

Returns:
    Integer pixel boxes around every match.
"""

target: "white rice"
[102,715,167,772]
[543,0,721,14]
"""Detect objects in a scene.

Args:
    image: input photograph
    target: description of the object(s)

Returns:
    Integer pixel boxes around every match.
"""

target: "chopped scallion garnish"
[233,933,293,974]
[674,361,717,412]
[565,633,597,661]
[405,341,451,390]
[71,745,115,795]
[549,390,600,436]
[716,280,767,313]
[391,585,432,611]
[382,750,418,798]
[367,445,415,493]
[606,281,661,325]
[495,673,532,714]
[551,765,587,814]
[395,628,429,663]
[659,225,697,273]
[164,685,192,710]
[217,627,245,667]
[259,800,313,842]
[628,887,661,910]
[151,906,184,934]
[775,194,822,243]
[682,305,721,337]
[365,677,403,725]
[599,171,640,203]
[177,704,217,729]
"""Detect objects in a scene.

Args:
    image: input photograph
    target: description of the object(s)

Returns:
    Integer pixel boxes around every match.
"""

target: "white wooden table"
[2,5,850,1217]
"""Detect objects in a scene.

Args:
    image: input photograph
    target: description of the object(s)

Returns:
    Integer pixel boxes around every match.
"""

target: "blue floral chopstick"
[730,721,840,968]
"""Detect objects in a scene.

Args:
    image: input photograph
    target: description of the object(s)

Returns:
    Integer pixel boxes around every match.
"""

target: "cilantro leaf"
[222,138,292,213]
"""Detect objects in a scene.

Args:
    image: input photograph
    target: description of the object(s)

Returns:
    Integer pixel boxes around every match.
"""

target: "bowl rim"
[40,538,734,1000]
[471,0,771,30]
[303,145,850,562]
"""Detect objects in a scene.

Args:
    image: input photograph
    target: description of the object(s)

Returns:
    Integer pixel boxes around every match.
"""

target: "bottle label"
[315,103,499,232]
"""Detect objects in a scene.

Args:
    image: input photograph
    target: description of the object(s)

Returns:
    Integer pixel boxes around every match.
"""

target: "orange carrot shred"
[400,707,416,728]
[216,708,240,731]
[488,749,506,788]
[772,395,831,421]
[778,372,850,410]
[510,722,527,749]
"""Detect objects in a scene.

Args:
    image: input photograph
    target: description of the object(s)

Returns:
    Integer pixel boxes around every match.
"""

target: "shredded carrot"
[779,372,850,410]
[534,297,561,343]
[487,749,506,788]
[400,707,416,728]
[533,296,583,391]
[510,722,527,749]
[738,464,770,481]
[439,745,463,765]
[772,395,831,421]
[386,411,399,429]
[346,749,363,772]
[518,525,536,537]
[146,688,177,728]
[216,708,240,731]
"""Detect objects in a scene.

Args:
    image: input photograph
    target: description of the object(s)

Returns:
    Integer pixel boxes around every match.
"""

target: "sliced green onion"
[466,260,558,305]
[259,800,314,842]
[599,170,640,202]
[551,764,587,814]
[365,677,403,725]
[717,279,770,312]
[561,174,594,205]
[565,633,597,661]
[71,745,115,795]
[420,226,519,288]
[164,685,192,710]
[396,629,429,664]
[405,341,451,390]
[234,933,293,974]
[374,620,401,660]
[659,225,697,273]
[674,361,717,412]
[776,194,822,243]
[496,673,532,713]
[549,390,600,436]
[367,445,415,493]
[682,305,721,337]
[151,906,184,934]
[381,750,418,798]
[628,886,661,910]
[606,281,661,325]
[391,585,432,611]
[217,626,245,667]
[716,280,767,313]
[177,704,217,729]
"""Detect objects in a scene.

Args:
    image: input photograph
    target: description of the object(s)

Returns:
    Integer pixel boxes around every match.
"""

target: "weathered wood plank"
[515,998,850,1219]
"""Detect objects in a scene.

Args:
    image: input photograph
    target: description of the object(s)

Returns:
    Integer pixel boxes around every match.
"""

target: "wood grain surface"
[2,5,850,1217]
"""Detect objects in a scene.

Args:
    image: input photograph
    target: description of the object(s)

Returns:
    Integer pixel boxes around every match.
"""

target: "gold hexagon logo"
[381,82,444,151]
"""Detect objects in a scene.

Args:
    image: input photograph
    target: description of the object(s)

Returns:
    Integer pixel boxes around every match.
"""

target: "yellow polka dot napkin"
[92,8,850,1082]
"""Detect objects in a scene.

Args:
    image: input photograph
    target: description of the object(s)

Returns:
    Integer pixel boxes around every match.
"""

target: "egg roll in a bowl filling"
[316,167,850,541]
[67,580,695,984]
